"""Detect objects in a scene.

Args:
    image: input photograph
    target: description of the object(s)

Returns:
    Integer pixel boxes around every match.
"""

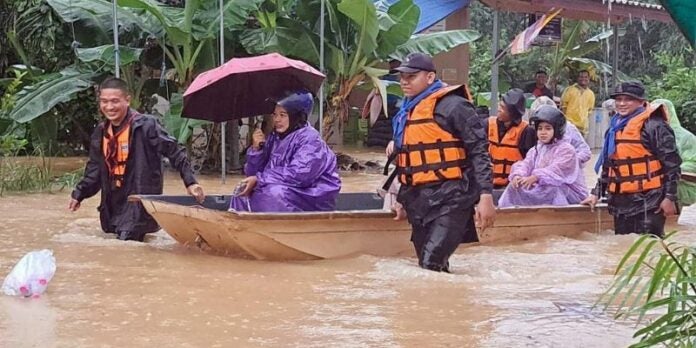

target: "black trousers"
[613,211,666,237]
[410,207,477,272]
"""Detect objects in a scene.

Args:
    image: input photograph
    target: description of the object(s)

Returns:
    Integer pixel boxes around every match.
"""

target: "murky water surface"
[1,152,695,347]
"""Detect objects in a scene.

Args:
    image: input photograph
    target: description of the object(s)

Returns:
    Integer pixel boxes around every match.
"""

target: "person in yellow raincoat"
[652,99,696,206]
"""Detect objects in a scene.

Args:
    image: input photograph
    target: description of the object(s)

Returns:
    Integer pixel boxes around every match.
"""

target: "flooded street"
[1,153,695,347]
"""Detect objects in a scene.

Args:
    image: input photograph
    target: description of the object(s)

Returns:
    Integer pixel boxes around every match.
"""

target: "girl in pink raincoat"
[498,106,588,207]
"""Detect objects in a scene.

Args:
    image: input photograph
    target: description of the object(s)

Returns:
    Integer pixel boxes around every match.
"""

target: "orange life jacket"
[396,85,472,186]
[102,119,132,189]
[488,118,527,186]
[607,104,667,194]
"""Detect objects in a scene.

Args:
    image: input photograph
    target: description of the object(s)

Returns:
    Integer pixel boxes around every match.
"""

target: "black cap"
[391,53,436,74]
[502,88,526,119]
[610,81,646,100]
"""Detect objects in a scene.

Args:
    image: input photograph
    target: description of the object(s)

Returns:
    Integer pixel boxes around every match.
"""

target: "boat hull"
[131,193,662,261]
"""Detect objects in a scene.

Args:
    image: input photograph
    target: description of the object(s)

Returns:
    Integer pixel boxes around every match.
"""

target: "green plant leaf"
[46,0,162,36]
[240,18,322,67]
[117,0,188,44]
[163,93,209,143]
[9,70,94,124]
[375,0,420,59]
[337,0,379,56]
[391,29,481,60]
[192,0,262,41]
[76,45,143,66]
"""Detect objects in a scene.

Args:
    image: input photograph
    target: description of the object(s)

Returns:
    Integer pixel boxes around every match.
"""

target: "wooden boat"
[131,192,678,261]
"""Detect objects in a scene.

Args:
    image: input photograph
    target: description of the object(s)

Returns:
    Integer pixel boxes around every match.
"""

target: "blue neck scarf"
[392,80,445,149]
[594,106,645,173]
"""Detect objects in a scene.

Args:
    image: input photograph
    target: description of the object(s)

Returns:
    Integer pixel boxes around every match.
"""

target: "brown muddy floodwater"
[1,152,696,347]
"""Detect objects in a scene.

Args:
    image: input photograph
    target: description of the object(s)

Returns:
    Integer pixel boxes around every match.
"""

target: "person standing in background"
[560,70,595,135]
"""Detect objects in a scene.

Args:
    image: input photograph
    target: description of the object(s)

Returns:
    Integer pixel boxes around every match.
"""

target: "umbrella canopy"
[182,53,325,122]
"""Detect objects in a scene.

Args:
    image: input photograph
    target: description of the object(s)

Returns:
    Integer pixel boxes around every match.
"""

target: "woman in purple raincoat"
[530,96,591,167]
[498,106,588,207]
[229,91,341,212]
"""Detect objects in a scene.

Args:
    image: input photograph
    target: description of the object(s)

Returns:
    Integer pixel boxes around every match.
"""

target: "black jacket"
[397,93,493,226]
[592,111,682,217]
[71,110,197,234]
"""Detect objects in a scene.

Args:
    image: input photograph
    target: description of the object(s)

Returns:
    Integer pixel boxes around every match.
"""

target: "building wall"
[430,8,471,85]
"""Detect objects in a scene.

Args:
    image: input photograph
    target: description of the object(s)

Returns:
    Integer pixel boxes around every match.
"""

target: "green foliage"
[162,93,209,143]
[0,135,29,157]
[617,19,692,79]
[12,0,74,72]
[597,232,696,347]
[0,138,82,195]
[644,52,696,134]
[0,70,28,119]
[241,0,479,141]
[468,38,493,94]
[8,68,94,124]
[44,0,262,145]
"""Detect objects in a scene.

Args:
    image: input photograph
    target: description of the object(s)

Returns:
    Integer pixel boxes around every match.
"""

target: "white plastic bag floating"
[2,249,56,298]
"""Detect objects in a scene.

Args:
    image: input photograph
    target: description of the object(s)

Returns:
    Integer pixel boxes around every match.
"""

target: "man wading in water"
[387,53,496,272]
[69,77,205,241]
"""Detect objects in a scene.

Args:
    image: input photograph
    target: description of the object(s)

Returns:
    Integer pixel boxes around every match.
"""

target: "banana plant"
[241,0,480,142]
[547,21,627,92]
[7,44,144,125]
[45,0,263,145]
[47,0,263,89]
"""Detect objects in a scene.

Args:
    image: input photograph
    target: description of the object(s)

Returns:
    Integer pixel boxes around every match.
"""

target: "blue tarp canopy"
[376,0,472,33]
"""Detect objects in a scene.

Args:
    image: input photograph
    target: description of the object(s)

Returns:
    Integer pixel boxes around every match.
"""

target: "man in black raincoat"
[388,53,496,272]
[69,77,204,242]
[583,81,681,236]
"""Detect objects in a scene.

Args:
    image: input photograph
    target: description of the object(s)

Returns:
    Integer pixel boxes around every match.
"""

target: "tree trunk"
[322,84,352,146]
[322,102,344,145]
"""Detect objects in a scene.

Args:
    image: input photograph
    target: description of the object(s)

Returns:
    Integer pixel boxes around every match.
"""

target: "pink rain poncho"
[229,124,341,212]
[498,139,588,207]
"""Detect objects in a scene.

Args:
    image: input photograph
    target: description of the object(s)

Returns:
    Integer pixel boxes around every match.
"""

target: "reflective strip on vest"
[488,117,526,186]
[607,105,666,194]
[397,85,471,186]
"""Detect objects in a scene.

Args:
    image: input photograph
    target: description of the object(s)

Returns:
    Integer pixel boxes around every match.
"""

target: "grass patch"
[0,155,83,196]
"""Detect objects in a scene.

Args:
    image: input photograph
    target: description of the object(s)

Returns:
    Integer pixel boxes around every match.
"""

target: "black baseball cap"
[610,81,646,100]
[391,53,436,74]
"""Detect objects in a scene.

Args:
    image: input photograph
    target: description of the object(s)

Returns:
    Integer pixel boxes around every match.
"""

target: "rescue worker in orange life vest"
[485,89,537,188]
[388,53,496,272]
[68,77,205,242]
[583,81,681,236]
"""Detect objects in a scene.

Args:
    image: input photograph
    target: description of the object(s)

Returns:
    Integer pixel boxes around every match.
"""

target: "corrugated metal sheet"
[375,0,472,33]
[604,0,664,10]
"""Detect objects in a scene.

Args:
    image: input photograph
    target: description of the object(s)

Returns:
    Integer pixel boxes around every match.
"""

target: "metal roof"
[603,0,663,10]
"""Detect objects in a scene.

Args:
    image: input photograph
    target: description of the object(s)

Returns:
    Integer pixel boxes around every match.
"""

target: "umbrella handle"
[254,116,266,148]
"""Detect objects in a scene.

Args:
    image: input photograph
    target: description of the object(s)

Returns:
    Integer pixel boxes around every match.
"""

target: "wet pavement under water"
[1,152,696,347]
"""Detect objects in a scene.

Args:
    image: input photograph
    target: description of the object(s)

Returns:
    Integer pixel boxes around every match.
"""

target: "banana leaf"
[391,29,481,60]
[9,69,94,124]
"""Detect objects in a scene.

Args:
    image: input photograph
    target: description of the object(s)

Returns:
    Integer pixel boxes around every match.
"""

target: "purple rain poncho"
[498,139,588,207]
[564,122,591,166]
[230,124,341,212]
